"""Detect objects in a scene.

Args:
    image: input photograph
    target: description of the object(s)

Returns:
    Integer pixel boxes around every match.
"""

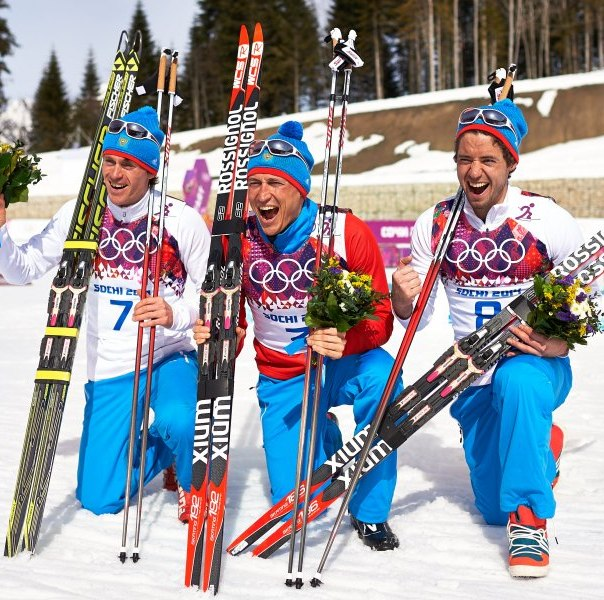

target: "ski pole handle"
[157,49,170,93]
[499,63,516,101]
[168,52,178,95]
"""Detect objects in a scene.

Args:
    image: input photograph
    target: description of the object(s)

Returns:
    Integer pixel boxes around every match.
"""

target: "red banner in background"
[365,220,415,267]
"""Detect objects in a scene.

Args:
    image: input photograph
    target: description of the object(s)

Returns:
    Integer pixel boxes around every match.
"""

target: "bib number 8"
[474,300,501,328]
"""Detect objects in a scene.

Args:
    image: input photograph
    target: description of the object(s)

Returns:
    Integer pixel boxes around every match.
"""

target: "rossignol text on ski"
[184,22,264,594]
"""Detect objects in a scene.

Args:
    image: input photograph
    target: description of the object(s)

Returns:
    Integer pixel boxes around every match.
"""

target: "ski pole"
[118,48,173,563]
[285,27,342,589]
[131,52,179,563]
[286,29,360,589]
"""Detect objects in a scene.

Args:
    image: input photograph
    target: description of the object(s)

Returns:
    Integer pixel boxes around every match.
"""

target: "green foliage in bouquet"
[0,141,44,206]
[528,273,602,350]
[304,255,388,333]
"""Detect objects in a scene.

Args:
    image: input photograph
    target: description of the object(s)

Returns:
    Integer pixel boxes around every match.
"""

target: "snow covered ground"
[0,218,602,599]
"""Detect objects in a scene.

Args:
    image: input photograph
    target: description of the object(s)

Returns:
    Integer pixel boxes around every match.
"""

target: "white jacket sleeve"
[168,205,210,332]
[395,205,440,331]
[0,200,75,285]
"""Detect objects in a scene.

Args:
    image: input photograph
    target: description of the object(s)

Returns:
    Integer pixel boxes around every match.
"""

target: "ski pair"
[184,23,264,594]
[227,229,604,565]
[3,31,142,558]
[118,48,180,564]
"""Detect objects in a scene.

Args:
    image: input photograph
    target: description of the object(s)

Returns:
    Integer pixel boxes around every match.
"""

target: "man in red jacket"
[195,120,402,550]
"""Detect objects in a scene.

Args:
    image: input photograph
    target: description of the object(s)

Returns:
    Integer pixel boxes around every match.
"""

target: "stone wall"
[325,178,604,219]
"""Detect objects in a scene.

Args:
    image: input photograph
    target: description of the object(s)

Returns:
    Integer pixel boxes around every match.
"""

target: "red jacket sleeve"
[342,213,393,355]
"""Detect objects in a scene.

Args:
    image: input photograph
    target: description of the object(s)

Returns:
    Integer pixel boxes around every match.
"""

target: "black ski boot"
[350,515,399,551]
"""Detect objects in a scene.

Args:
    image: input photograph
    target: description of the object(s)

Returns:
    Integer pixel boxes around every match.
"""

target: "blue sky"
[2,1,329,102]
[2,0,198,100]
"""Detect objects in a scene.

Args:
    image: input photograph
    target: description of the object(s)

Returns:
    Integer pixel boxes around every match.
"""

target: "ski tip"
[239,24,249,44]
[131,29,143,52]
[118,30,129,52]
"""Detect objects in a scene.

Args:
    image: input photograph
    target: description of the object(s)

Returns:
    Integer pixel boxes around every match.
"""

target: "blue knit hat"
[248,120,314,195]
[102,106,165,174]
[456,98,528,162]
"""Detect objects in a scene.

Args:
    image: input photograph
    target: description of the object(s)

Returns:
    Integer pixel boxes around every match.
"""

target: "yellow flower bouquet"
[305,255,387,333]
[528,273,601,349]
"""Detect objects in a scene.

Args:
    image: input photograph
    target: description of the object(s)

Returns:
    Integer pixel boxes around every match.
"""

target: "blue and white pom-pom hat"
[456,98,528,163]
[248,120,315,196]
[102,106,165,175]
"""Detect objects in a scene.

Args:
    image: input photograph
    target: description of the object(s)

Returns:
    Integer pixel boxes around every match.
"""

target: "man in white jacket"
[0,106,210,521]
[391,99,583,578]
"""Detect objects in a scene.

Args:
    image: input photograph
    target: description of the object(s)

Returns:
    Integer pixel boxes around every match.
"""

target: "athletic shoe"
[550,424,564,488]
[507,505,549,577]
[163,464,178,492]
[178,485,191,524]
[350,515,399,551]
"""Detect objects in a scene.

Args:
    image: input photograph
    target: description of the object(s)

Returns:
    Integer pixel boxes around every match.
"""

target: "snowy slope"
[10,69,604,201]
[0,219,602,599]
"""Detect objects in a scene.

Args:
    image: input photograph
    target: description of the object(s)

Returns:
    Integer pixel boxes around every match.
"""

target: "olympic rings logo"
[249,257,314,294]
[445,236,526,274]
[98,226,159,264]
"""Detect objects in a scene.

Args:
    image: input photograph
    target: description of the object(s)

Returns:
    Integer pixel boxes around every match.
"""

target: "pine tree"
[70,50,102,147]
[128,0,159,112]
[328,0,400,100]
[29,50,71,152]
[176,0,324,130]
[261,0,325,115]
[0,0,18,109]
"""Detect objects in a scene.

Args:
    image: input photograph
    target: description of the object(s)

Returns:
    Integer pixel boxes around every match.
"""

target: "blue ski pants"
[257,347,403,524]
[450,353,572,526]
[76,350,198,514]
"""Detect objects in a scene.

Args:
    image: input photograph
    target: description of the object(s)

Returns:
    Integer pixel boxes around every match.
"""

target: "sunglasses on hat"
[458,107,519,144]
[249,139,310,169]
[108,119,161,146]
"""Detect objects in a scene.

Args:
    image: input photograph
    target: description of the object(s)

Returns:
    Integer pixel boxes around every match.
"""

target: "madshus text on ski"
[4,30,142,559]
